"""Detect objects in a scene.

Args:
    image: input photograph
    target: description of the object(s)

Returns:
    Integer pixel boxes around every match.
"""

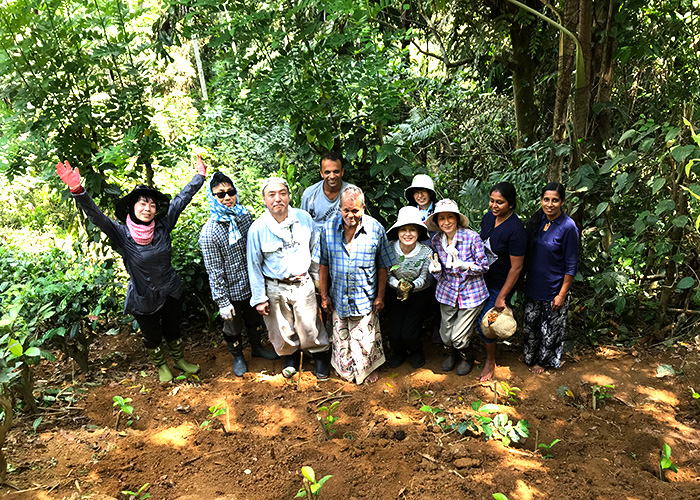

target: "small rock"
[454,458,480,469]
[393,430,406,441]
[656,364,675,378]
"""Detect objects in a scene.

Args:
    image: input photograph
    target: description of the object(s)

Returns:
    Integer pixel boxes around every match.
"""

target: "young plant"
[691,387,700,410]
[420,404,446,428]
[112,396,137,430]
[493,494,509,500]
[453,400,529,446]
[295,466,331,499]
[499,381,521,404]
[538,438,561,459]
[121,482,151,500]
[591,384,614,410]
[317,401,340,440]
[200,403,226,429]
[659,443,679,480]
[175,372,200,383]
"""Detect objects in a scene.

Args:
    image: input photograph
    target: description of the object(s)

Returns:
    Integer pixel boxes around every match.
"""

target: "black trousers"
[385,287,431,358]
[222,299,263,353]
[133,296,183,349]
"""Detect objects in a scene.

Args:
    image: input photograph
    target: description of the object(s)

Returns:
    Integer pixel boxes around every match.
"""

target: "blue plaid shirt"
[199,211,254,307]
[313,213,397,318]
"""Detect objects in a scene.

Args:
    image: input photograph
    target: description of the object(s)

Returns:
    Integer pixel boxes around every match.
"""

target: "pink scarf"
[126,215,155,245]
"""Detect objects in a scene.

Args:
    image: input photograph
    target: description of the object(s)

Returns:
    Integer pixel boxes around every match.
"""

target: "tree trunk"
[590,0,619,149]
[192,35,208,101]
[510,21,539,148]
[573,0,593,153]
[547,0,579,183]
[0,395,13,485]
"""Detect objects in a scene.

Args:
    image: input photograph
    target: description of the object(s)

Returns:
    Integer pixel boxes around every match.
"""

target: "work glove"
[428,254,442,273]
[220,304,235,321]
[196,154,207,177]
[56,160,82,191]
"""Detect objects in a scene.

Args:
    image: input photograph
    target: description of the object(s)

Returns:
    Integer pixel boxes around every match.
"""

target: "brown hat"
[480,306,517,340]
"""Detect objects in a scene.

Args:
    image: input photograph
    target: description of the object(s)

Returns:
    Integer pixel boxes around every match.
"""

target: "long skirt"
[330,311,385,385]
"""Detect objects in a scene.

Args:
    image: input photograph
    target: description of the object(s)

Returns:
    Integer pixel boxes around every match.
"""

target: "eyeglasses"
[213,189,237,199]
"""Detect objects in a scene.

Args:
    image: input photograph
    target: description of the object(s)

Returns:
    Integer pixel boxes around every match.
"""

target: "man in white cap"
[247,177,330,380]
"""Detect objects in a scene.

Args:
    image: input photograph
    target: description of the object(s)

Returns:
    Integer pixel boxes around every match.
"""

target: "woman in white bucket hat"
[405,174,437,224]
[426,199,489,376]
[384,206,434,369]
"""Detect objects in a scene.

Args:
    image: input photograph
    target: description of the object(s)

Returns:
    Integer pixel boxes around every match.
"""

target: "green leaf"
[8,339,22,357]
[671,145,696,163]
[660,457,672,469]
[651,177,665,194]
[301,466,315,483]
[618,129,636,143]
[25,347,40,357]
[317,475,332,487]
[479,404,501,413]
[677,277,695,290]
[493,494,509,500]
[672,215,689,227]
[420,405,432,412]
[595,202,608,217]
[295,488,307,498]
[471,400,482,411]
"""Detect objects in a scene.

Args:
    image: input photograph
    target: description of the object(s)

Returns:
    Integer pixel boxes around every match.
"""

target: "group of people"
[55,152,579,385]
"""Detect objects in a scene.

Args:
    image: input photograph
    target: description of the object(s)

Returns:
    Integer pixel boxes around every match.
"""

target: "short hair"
[210,172,234,190]
[340,185,364,208]
[320,152,343,169]
[261,177,290,195]
[490,181,517,210]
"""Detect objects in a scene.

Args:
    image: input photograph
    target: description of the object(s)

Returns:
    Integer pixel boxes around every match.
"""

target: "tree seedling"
[538,438,561,459]
[591,384,614,410]
[295,466,331,498]
[493,494,509,500]
[659,443,678,480]
[175,372,200,383]
[420,404,446,428]
[317,400,340,440]
[122,482,151,500]
[691,387,700,410]
[499,381,521,404]
[112,396,138,430]
[200,403,226,429]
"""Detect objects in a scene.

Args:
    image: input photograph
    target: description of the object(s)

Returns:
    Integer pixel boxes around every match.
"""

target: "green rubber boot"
[167,338,200,374]
[146,345,173,383]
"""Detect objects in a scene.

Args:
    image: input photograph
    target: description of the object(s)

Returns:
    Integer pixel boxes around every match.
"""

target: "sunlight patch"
[150,423,195,447]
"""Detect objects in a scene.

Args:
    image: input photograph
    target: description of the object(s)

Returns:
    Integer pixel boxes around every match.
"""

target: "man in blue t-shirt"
[300,152,350,237]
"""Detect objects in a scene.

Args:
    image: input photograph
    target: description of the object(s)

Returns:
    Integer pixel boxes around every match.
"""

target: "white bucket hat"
[480,306,517,340]
[405,174,436,206]
[387,206,429,241]
[425,199,470,232]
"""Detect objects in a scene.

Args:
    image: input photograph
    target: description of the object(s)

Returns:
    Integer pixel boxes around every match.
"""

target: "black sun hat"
[115,185,171,223]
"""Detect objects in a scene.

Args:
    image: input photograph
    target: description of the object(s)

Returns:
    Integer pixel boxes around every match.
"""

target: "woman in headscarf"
[199,172,277,378]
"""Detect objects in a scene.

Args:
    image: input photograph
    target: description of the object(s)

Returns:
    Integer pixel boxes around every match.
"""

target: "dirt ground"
[2,326,700,500]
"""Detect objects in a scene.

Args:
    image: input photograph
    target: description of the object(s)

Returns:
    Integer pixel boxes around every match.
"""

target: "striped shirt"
[199,211,254,307]
[431,227,489,309]
[314,213,397,318]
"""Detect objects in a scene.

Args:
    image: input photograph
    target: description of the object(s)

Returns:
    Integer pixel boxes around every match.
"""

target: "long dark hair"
[525,182,566,267]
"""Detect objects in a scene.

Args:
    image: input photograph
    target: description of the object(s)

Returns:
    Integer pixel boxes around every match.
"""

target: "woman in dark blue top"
[477,182,527,381]
[522,182,579,374]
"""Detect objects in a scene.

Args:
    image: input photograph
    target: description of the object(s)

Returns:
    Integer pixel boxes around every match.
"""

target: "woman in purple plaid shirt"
[426,199,490,376]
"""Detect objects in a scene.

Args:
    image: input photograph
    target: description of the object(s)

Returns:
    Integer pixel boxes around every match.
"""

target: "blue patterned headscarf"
[207,177,249,245]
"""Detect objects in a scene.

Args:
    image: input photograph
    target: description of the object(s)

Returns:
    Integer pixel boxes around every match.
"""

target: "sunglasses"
[213,189,237,199]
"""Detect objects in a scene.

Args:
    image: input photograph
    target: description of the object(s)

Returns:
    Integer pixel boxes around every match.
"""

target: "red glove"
[196,154,207,177]
[56,160,82,191]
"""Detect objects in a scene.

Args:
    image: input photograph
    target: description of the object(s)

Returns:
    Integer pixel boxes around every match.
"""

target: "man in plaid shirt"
[199,172,277,377]
[314,186,397,384]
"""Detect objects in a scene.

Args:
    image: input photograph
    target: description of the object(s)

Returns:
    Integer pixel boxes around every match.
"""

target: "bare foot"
[478,360,496,382]
[529,364,545,374]
[364,371,379,384]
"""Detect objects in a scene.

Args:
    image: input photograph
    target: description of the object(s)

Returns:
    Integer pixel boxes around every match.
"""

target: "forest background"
[0,0,699,450]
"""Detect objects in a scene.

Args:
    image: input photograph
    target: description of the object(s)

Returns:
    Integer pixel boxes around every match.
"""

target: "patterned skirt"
[330,311,385,384]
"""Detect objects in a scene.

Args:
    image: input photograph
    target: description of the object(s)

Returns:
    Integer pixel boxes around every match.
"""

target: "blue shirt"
[313,213,397,318]
[246,208,316,307]
[523,212,579,301]
[479,211,527,291]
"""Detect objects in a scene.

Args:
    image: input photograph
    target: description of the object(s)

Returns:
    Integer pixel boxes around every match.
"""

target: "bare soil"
[2,328,700,500]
